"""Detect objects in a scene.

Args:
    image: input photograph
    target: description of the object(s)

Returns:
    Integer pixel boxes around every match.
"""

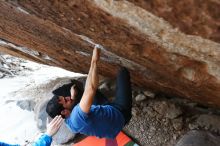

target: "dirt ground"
[123,91,220,146]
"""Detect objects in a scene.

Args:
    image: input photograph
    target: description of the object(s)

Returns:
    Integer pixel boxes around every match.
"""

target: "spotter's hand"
[46,115,63,137]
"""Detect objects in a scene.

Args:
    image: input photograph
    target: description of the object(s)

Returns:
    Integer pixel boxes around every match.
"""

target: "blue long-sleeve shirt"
[65,104,125,139]
[0,134,52,146]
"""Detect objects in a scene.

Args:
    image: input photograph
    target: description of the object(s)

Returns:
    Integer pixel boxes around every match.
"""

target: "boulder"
[34,98,50,131]
[152,101,182,119]
[135,94,147,102]
[175,130,220,146]
[143,90,155,98]
[196,114,220,133]
[0,0,220,107]
[16,99,36,112]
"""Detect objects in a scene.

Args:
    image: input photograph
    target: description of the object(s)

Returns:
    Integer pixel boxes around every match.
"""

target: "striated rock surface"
[127,0,220,43]
[0,0,220,107]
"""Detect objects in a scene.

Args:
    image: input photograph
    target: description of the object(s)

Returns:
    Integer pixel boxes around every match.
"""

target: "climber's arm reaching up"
[79,47,100,113]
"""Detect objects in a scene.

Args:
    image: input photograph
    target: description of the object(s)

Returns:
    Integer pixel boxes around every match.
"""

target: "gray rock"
[173,134,178,140]
[196,114,220,133]
[142,106,148,113]
[98,78,115,97]
[34,98,50,130]
[99,82,109,91]
[132,90,140,100]
[16,100,36,111]
[143,90,155,98]
[0,72,4,78]
[146,107,156,118]
[175,130,220,146]
[188,123,198,130]
[153,101,182,119]
[172,117,183,130]
[135,94,147,102]
[5,100,15,104]
[132,107,138,116]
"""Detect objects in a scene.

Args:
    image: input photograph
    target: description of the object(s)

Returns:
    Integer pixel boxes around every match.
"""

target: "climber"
[46,74,108,119]
[0,115,63,146]
[46,46,132,139]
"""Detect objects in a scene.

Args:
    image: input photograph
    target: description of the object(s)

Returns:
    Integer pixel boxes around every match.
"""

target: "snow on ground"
[0,60,83,145]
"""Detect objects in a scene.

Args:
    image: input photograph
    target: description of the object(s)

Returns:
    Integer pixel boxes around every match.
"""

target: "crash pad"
[74,131,138,146]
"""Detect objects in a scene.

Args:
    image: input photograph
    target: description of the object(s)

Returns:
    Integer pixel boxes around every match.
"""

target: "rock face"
[175,130,220,146]
[196,114,220,133]
[152,101,182,119]
[0,0,220,107]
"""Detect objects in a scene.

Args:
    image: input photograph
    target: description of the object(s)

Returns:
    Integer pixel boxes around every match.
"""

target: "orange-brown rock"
[0,0,220,107]
[127,0,220,43]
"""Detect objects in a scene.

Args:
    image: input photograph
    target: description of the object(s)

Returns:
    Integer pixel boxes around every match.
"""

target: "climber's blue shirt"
[0,134,52,146]
[65,104,125,139]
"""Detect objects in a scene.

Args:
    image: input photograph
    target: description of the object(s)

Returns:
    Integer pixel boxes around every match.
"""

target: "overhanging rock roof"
[0,0,220,107]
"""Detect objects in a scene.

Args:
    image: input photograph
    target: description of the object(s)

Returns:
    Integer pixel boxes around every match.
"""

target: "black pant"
[111,67,132,125]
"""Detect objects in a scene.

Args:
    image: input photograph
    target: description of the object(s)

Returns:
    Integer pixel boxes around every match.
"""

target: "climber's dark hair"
[46,80,84,118]
[46,95,64,118]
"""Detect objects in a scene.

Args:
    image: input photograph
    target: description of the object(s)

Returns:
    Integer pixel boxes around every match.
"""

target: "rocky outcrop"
[0,0,220,107]
[127,0,220,43]
[175,130,220,146]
